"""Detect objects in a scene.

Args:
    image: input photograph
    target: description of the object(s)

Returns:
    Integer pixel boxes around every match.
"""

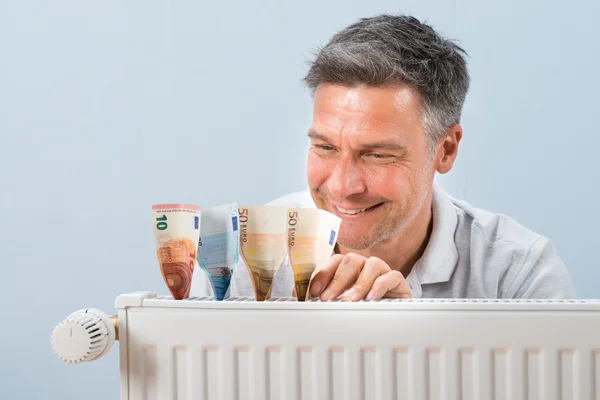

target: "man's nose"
[327,157,367,199]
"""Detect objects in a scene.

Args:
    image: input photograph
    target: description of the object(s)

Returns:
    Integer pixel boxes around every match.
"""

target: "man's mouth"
[333,203,384,216]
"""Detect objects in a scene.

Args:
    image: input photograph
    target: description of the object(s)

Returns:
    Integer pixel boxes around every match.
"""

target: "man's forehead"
[309,109,416,142]
[313,83,420,113]
[312,84,421,132]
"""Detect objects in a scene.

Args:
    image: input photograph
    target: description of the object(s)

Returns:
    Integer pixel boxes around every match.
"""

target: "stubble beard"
[335,184,432,252]
[336,206,406,251]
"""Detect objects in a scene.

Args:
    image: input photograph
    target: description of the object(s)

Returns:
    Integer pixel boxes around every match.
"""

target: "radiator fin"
[173,346,188,400]
[459,348,476,400]
[526,349,543,400]
[492,348,510,400]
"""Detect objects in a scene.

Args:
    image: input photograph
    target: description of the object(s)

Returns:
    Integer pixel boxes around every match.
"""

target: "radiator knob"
[51,308,116,364]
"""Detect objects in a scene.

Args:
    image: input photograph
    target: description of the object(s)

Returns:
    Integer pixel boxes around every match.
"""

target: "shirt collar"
[405,182,459,297]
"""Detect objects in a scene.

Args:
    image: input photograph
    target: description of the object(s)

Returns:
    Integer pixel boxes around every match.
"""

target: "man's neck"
[337,195,434,278]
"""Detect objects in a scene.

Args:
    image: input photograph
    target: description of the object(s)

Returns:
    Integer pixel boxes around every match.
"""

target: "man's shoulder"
[444,192,575,298]
[448,194,543,249]
[265,190,316,208]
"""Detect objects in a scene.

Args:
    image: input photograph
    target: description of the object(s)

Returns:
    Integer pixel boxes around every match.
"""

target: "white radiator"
[51,292,600,400]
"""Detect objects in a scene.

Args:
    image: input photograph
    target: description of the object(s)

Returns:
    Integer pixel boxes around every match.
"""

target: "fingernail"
[366,290,375,301]
[321,289,332,301]
[342,288,355,300]
[311,282,322,296]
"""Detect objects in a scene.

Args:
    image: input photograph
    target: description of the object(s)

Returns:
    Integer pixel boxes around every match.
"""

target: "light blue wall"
[1,1,598,398]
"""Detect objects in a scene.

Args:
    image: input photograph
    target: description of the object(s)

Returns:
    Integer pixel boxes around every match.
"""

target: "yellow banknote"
[238,206,288,301]
[287,208,341,301]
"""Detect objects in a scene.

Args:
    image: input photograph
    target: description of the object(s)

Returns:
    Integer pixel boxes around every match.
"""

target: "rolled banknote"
[196,203,239,300]
[238,206,288,301]
[152,204,201,300]
[287,208,341,301]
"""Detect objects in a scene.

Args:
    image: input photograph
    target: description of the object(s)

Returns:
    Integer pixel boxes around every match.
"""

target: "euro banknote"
[238,206,288,301]
[287,208,341,301]
[152,203,201,300]
[196,203,239,300]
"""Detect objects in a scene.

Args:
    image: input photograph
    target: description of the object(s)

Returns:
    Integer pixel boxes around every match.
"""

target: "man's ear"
[435,124,462,174]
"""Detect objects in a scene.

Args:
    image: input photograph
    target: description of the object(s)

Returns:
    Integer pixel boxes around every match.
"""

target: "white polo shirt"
[190,184,576,299]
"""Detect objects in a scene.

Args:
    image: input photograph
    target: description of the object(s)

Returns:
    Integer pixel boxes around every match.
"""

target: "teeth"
[336,206,369,215]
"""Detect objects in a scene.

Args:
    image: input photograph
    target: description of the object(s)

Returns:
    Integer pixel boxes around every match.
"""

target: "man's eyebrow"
[307,130,332,143]
[308,129,409,151]
[359,139,409,151]
[309,129,408,151]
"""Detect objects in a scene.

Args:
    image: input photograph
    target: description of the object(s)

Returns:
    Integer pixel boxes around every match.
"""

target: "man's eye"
[368,153,391,159]
[316,145,335,151]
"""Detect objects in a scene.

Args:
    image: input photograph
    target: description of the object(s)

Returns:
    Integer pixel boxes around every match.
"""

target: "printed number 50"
[288,211,298,226]
[239,208,249,223]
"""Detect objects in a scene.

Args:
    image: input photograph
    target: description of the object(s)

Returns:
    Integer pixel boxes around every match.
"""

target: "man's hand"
[309,253,412,301]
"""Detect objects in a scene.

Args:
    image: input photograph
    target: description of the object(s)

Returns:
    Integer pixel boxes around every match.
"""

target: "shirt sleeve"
[505,237,577,299]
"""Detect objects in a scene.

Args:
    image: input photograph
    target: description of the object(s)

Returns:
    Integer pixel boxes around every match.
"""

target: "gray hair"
[304,15,470,153]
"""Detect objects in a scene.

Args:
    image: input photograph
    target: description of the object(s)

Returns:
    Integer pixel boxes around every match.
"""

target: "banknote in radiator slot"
[287,207,341,301]
[196,203,240,300]
[238,206,288,301]
[152,203,201,300]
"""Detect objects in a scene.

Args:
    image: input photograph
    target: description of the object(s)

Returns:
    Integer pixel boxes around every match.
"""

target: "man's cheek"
[370,171,408,197]
[307,157,327,187]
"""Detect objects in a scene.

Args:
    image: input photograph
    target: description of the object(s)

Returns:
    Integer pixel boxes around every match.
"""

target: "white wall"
[1,0,598,398]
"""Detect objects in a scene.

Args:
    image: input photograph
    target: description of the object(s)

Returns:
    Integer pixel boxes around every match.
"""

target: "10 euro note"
[152,204,201,300]
[197,203,239,300]
[238,206,288,301]
[287,208,341,301]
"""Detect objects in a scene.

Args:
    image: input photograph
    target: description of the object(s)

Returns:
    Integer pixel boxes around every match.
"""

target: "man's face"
[307,83,439,250]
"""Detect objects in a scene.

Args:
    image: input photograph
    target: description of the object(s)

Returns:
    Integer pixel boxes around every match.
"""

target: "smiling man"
[224,14,576,301]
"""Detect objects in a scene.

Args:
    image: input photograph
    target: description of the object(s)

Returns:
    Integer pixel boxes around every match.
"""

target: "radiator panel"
[116,294,600,400]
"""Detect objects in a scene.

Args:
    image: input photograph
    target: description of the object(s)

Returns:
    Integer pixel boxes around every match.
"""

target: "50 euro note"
[196,203,239,300]
[287,208,341,301]
[152,204,201,300]
[238,206,288,301]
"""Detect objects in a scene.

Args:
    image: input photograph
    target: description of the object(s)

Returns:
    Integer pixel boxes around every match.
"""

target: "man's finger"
[319,253,364,301]
[309,254,344,297]
[366,270,412,300]
[340,257,389,301]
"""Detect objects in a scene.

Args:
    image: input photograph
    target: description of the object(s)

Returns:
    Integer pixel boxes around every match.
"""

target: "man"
[200,14,576,300]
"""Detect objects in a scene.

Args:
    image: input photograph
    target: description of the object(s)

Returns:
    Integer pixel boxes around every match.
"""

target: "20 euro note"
[287,208,341,301]
[238,206,288,301]
[196,203,239,300]
[152,204,201,300]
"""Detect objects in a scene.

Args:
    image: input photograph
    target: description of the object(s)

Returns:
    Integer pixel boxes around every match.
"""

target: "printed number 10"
[156,215,168,230]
